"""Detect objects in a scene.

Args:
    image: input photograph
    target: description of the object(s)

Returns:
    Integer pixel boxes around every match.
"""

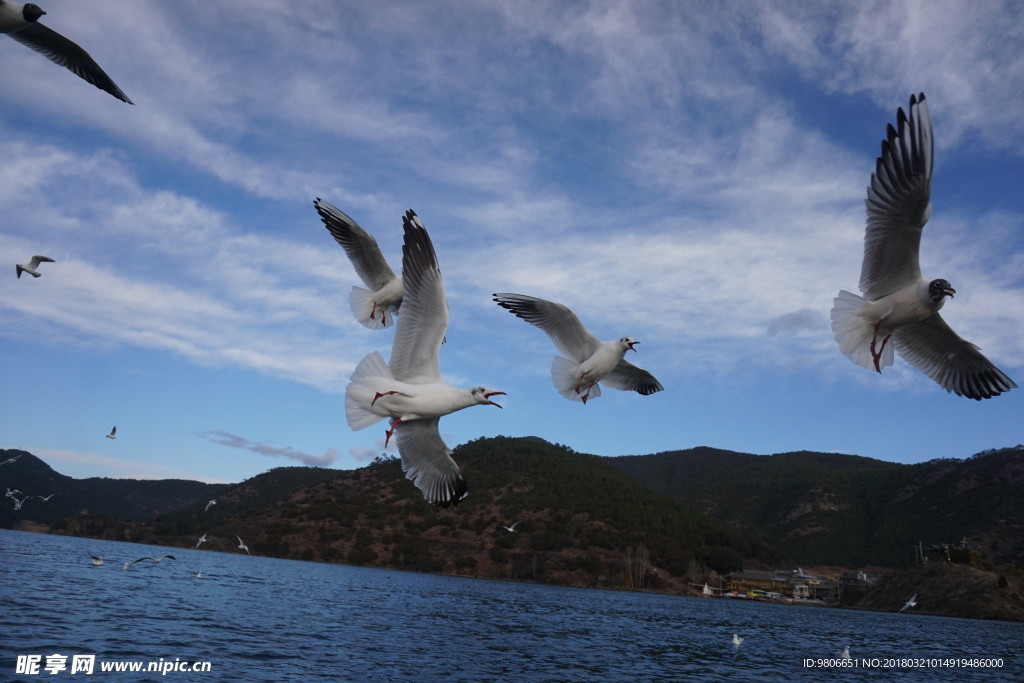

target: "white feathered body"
[346,350,488,428]
[349,277,404,330]
[551,339,630,401]
[831,281,945,371]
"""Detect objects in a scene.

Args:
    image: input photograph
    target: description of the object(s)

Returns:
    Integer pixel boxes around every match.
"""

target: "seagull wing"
[388,211,447,383]
[894,314,1016,399]
[860,93,932,301]
[492,293,601,363]
[8,23,133,104]
[601,359,664,396]
[27,255,54,269]
[394,418,467,508]
[314,199,399,291]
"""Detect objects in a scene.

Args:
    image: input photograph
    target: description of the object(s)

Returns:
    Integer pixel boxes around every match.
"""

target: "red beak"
[628,341,639,352]
[484,391,506,408]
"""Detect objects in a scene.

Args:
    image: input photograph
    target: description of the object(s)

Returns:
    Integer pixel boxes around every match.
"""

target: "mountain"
[0,448,227,528]
[4,439,777,590]
[607,445,1024,568]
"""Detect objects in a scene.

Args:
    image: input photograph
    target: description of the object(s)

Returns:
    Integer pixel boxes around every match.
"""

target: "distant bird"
[124,554,176,568]
[732,634,743,648]
[205,499,216,512]
[493,293,664,403]
[90,555,103,566]
[192,571,202,578]
[15,254,54,279]
[0,1,133,103]
[899,593,918,613]
[10,494,29,510]
[839,645,851,660]
[32,493,56,501]
[314,198,403,330]
[0,455,22,465]
[5,487,21,497]
[831,93,1016,399]
[106,426,117,439]
[195,533,207,549]
[345,211,505,507]
[501,521,521,532]
[235,535,250,555]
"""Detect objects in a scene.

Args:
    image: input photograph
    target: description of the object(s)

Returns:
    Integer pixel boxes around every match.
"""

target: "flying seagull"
[314,198,403,330]
[10,494,29,510]
[205,499,216,512]
[0,455,22,465]
[732,634,743,648]
[501,521,521,532]
[345,210,505,507]
[90,555,103,566]
[235,535,250,555]
[493,293,664,403]
[830,93,1016,400]
[195,533,207,549]
[0,1,132,103]
[32,493,56,501]
[5,488,21,497]
[124,555,176,568]
[15,254,54,279]
[106,426,117,439]
[899,593,918,613]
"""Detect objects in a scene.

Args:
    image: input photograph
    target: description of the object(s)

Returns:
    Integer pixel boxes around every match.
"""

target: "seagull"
[90,555,103,566]
[124,554,176,568]
[493,293,664,403]
[106,426,117,439]
[732,634,743,648]
[899,593,917,613]
[501,521,521,532]
[5,488,21,497]
[195,533,207,549]
[10,494,29,510]
[830,93,1017,399]
[0,1,132,103]
[839,645,851,660]
[32,493,56,501]
[205,499,216,512]
[345,210,505,507]
[314,198,403,330]
[236,535,250,555]
[0,454,22,465]
[192,571,202,578]
[15,254,54,279]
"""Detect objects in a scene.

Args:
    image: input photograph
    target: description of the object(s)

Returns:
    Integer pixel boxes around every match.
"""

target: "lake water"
[1,529,1020,681]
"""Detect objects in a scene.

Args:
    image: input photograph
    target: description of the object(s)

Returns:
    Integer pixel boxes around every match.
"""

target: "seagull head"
[23,4,46,22]
[621,337,639,352]
[471,387,506,408]
[928,279,955,302]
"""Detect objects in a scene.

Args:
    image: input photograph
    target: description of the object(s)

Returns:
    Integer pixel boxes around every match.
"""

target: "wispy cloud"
[197,430,340,467]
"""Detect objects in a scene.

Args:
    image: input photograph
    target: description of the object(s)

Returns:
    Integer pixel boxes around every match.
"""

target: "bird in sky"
[345,210,505,507]
[236,535,250,555]
[493,293,663,404]
[106,426,117,439]
[830,93,1016,400]
[124,554,176,568]
[15,254,54,279]
[501,521,521,532]
[33,493,56,501]
[0,1,132,103]
[5,488,21,497]
[0,455,22,466]
[899,593,918,613]
[314,198,403,330]
[195,533,207,549]
[205,499,216,512]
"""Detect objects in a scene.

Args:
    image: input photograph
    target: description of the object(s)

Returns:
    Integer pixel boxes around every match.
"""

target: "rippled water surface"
[2,530,1021,681]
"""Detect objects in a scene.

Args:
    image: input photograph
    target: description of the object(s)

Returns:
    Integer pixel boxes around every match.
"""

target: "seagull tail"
[830,290,894,371]
[345,351,393,430]
[349,286,392,330]
[551,356,600,402]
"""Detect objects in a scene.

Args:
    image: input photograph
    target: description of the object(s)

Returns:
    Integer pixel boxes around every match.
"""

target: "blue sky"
[1,1,1022,484]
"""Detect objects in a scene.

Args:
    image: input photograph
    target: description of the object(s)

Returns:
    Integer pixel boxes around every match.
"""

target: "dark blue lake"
[2,529,1020,681]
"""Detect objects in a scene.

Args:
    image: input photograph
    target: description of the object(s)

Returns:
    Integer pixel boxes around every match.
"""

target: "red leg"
[384,418,401,447]
[869,320,892,373]
[580,383,593,404]
[574,373,586,394]
[372,390,401,406]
